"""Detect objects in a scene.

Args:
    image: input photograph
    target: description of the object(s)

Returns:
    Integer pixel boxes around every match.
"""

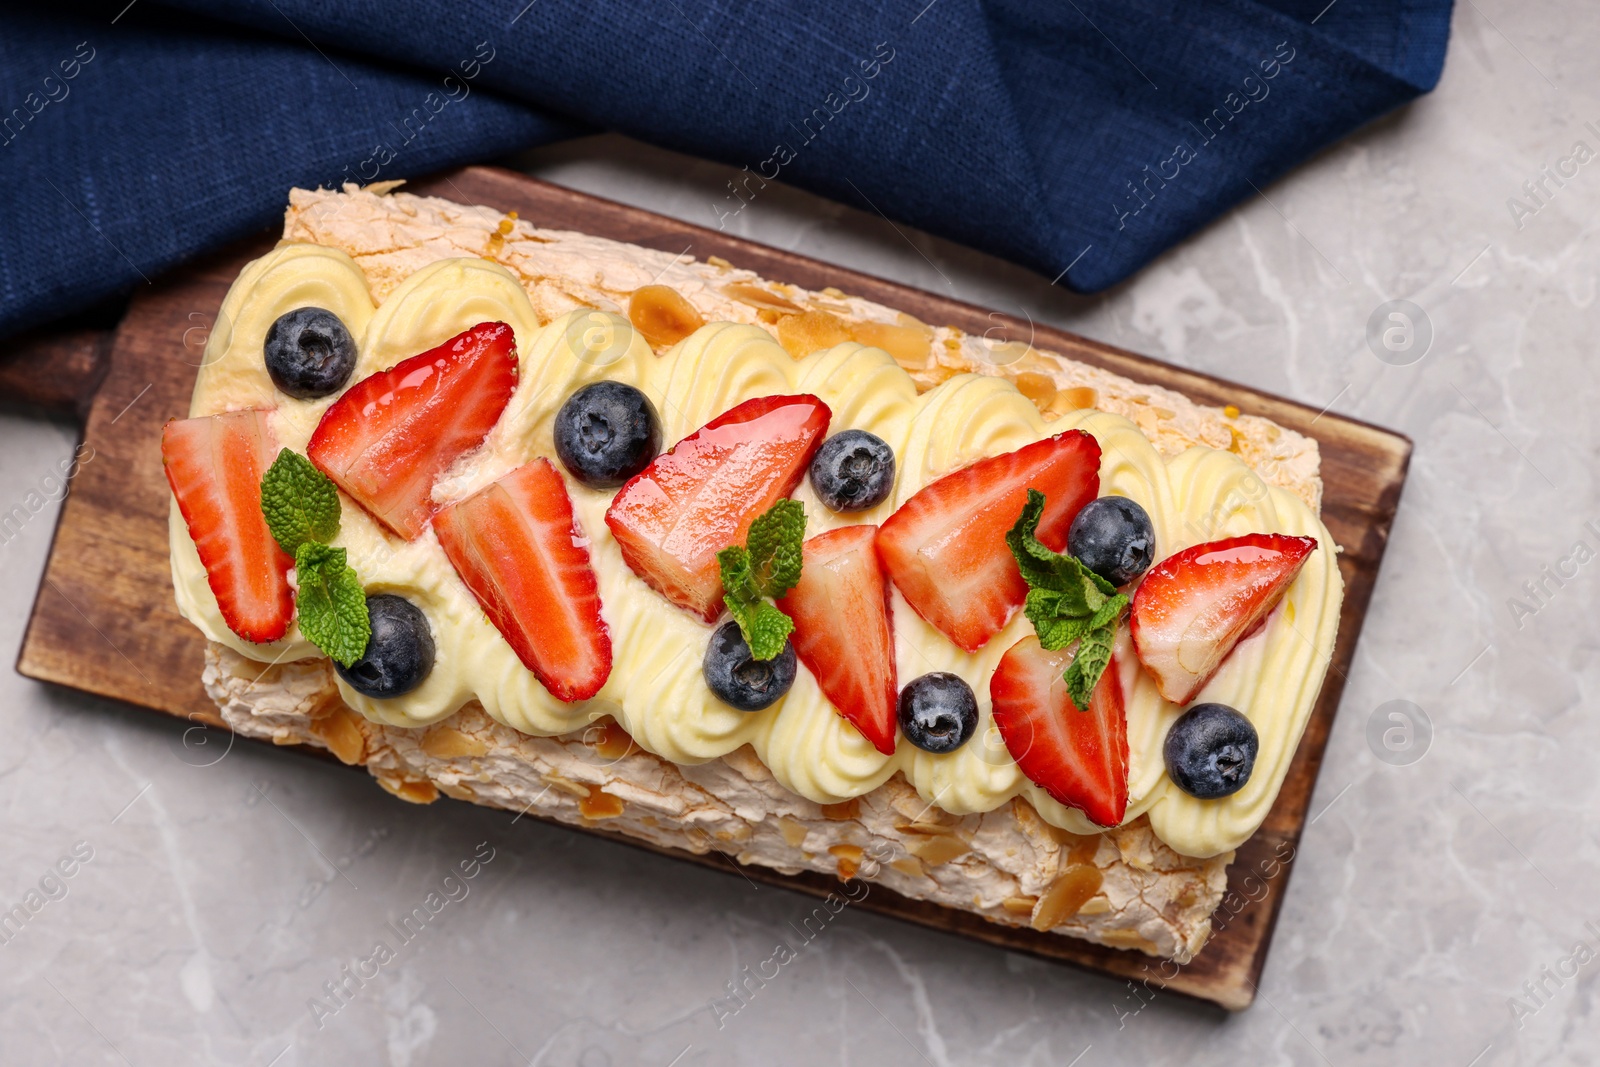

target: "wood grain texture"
[16,166,1410,1011]
[0,324,112,419]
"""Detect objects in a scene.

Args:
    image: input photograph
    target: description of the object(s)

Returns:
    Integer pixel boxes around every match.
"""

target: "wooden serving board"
[14,166,1408,1011]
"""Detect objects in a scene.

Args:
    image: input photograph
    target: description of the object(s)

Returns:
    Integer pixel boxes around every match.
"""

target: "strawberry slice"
[162,409,293,643]
[990,637,1128,827]
[875,430,1100,651]
[776,525,898,754]
[308,321,517,540]
[1130,533,1318,705]
[605,394,831,621]
[433,458,611,702]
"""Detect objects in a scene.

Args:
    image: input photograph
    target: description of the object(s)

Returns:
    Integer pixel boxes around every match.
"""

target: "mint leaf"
[742,601,796,661]
[1063,625,1117,712]
[718,544,760,609]
[717,500,807,661]
[294,542,370,667]
[261,448,340,556]
[1084,592,1129,635]
[1025,593,1091,651]
[1006,489,1129,708]
[746,498,806,599]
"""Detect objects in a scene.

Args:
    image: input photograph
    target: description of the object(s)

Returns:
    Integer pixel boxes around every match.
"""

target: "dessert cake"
[167,184,1343,964]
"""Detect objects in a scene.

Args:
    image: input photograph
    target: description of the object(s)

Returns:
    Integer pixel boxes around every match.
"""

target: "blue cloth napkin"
[0,0,1451,341]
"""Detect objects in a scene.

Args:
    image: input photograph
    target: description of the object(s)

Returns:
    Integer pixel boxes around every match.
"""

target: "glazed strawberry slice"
[308,321,517,540]
[1130,533,1318,705]
[776,525,898,755]
[991,637,1128,827]
[876,430,1100,651]
[161,409,293,643]
[605,394,831,621]
[433,458,611,702]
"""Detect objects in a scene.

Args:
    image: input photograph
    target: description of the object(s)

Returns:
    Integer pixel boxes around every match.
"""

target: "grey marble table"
[3,5,1596,1063]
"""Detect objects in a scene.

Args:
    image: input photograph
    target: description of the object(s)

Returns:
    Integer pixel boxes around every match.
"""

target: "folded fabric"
[0,0,1451,341]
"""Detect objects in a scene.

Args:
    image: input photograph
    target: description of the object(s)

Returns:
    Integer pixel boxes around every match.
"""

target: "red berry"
[876,431,1100,652]
[308,321,518,540]
[433,459,612,702]
[605,394,831,621]
[162,410,293,643]
[1130,533,1318,705]
[777,525,898,754]
[991,637,1129,828]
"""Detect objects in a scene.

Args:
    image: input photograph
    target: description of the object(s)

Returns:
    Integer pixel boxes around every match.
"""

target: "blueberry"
[1163,703,1259,799]
[554,381,663,489]
[703,621,796,711]
[897,672,979,754]
[1068,496,1156,587]
[263,307,358,400]
[336,594,435,699]
[809,429,896,512]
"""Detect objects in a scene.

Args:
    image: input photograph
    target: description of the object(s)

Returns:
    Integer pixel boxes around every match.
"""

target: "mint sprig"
[293,543,370,667]
[261,448,340,555]
[260,450,371,667]
[1006,489,1129,711]
[717,499,806,661]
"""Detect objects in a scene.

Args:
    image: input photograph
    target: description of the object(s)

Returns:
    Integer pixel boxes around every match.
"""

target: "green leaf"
[1006,489,1131,709]
[717,500,807,661]
[261,448,341,556]
[294,542,370,668]
[1024,589,1090,651]
[1063,627,1116,712]
[1085,592,1129,635]
[719,545,759,606]
[1005,490,1114,611]
[746,498,806,599]
[741,601,795,661]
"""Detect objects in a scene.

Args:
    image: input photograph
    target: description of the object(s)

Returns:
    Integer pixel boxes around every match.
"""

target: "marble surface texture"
[4,4,1598,1063]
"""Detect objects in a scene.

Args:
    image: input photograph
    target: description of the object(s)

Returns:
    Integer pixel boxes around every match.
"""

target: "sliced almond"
[849,319,932,368]
[227,655,281,686]
[820,798,860,821]
[628,284,704,348]
[889,857,925,879]
[828,844,864,880]
[543,773,591,799]
[1054,831,1103,866]
[1014,371,1058,404]
[376,776,439,805]
[778,816,809,848]
[419,726,489,760]
[776,309,853,359]
[722,280,803,313]
[437,780,478,802]
[906,833,970,867]
[1001,895,1039,916]
[1097,929,1162,953]
[308,704,365,765]
[1031,863,1104,930]
[587,717,638,760]
[578,784,625,820]
[1045,386,1098,417]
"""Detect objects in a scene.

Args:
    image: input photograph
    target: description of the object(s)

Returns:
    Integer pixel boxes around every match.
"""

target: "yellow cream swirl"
[173,247,1342,858]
